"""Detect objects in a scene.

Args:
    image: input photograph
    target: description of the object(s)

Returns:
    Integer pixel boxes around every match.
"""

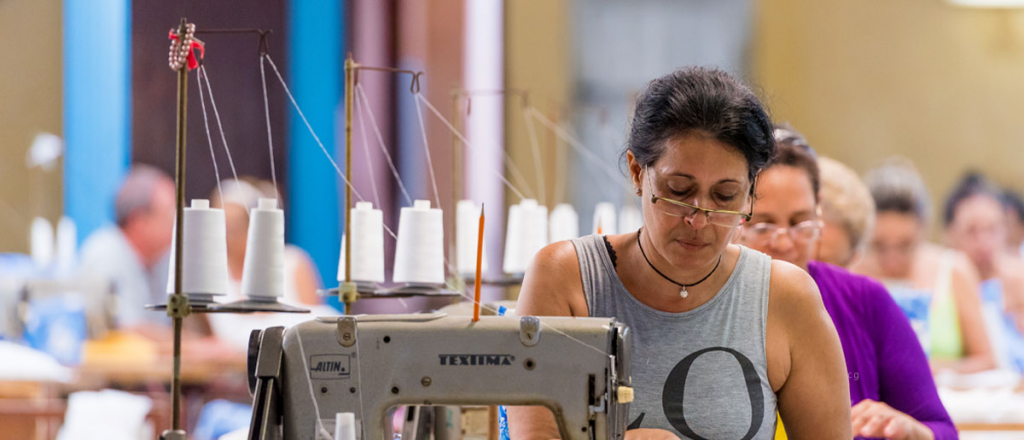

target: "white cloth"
[0,340,71,382]
[77,227,169,327]
[57,389,152,440]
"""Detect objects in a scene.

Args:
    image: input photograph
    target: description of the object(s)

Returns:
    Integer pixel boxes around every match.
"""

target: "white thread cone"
[337,202,385,283]
[456,200,488,275]
[30,217,54,268]
[241,198,284,300]
[335,413,356,440]
[55,216,77,275]
[167,199,229,299]
[393,200,445,285]
[56,216,77,261]
[619,204,644,234]
[592,202,617,235]
[549,203,579,243]
[503,199,549,274]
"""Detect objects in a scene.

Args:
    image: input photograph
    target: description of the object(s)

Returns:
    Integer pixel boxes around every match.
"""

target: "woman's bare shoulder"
[516,240,588,317]
[768,259,823,308]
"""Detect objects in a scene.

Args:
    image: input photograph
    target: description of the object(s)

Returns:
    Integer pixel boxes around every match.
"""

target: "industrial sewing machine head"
[247,313,633,440]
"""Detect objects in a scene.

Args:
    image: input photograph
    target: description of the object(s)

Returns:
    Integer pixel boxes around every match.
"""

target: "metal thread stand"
[340,54,424,314]
[447,90,531,289]
[163,18,191,440]
[160,20,304,440]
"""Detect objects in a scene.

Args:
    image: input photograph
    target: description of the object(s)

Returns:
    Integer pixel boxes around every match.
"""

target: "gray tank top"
[572,234,777,440]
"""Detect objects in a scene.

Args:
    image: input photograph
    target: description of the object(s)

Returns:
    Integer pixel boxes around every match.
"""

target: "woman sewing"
[509,67,850,439]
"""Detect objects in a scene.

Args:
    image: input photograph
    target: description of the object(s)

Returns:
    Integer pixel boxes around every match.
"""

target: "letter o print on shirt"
[661,347,765,440]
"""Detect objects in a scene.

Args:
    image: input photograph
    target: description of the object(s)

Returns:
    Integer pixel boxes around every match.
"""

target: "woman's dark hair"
[768,124,820,203]
[626,67,775,192]
[1002,188,1024,225]
[943,172,1001,227]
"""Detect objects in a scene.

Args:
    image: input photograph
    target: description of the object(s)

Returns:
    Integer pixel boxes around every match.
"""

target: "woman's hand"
[623,428,681,440]
[851,399,934,440]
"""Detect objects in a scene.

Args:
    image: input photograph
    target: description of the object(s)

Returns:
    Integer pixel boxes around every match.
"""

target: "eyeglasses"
[646,166,752,228]
[744,220,821,244]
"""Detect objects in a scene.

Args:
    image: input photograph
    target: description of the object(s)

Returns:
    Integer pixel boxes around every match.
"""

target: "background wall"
[0,0,63,253]
[754,0,1024,233]
[132,0,289,204]
[504,0,571,210]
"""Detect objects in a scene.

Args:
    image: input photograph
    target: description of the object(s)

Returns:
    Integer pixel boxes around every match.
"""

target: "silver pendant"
[679,287,689,298]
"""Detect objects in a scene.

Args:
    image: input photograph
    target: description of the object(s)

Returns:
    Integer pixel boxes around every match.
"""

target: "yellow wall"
[505,0,571,208]
[754,0,1024,231]
[0,0,62,253]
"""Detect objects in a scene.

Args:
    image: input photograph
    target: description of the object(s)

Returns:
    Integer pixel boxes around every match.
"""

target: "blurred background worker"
[853,159,994,374]
[209,178,321,306]
[77,165,175,336]
[943,173,1024,374]
[814,156,876,268]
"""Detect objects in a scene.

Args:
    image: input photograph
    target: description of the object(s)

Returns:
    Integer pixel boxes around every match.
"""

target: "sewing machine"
[246,313,633,440]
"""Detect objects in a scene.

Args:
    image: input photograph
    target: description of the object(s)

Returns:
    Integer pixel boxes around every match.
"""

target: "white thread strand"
[414,94,527,201]
[355,84,413,206]
[200,66,240,186]
[412,93,442,210]
[264,55,365,203]
[259,56,280,198]
[354,86,381,208]
[196,68,224,204]
[352,332,368,440]
[502,148,537,200]
[528,107,630,191]
[448,288,609,356]
[294,330,335,439]
[523,106,546,205]
[554,122,567,205]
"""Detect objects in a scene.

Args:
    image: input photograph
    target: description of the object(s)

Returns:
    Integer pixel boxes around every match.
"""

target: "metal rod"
[450,93,463,276]
[339,57,425,313]
[353,65,423,94]
[344,54,355,287]
[170,18,189,433]
[194,28,271,34]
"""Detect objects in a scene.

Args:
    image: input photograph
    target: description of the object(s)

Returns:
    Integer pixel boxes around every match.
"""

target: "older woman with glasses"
[510,68,850,440]
[738,128,956,440]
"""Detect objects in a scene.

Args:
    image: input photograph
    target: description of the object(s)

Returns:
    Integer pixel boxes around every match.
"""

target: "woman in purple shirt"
[737,126,956,440]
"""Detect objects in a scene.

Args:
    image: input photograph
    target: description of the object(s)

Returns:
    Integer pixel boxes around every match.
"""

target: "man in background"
[78,165,175,333]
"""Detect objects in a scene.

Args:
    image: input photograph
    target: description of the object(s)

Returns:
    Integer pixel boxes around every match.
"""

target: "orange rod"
[473,204,485,322]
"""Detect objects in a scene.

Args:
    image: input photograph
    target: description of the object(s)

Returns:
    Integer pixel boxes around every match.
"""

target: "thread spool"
[548,203,579,243]
[456,200,488,275]
[393,200,445,285]
[56,217,76,261]
[334,413,356,440]
[593,202,618,235]
[30,217,54,268]
[166,199,229,302]
[55,217,77,275]
[240,198,284,300]
[337,202,385,284]
[503,199,549,274]
[619,204,644,234]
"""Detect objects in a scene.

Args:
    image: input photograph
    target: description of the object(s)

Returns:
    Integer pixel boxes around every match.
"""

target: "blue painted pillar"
[287,0,343,288]
[63,0,132,243]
